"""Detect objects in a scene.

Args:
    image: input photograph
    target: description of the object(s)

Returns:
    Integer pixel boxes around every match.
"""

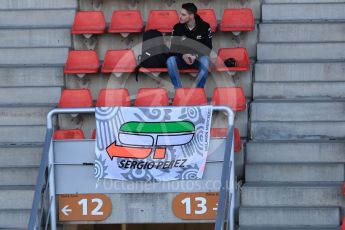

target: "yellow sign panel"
[58,194,112,221]
[172,192,219,220]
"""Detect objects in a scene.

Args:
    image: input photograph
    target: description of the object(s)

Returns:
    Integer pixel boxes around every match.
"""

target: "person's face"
[179,9,193,24]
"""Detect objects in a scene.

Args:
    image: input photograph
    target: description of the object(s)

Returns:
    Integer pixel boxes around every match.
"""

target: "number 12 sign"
[58,194,112,221]
[172,193,219,220]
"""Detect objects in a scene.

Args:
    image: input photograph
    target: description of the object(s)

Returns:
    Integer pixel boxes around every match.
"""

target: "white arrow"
[61,205,72,216]
[213,203,218,211]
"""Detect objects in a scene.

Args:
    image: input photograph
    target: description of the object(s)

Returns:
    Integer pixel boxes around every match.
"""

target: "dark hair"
[182,3,197,15]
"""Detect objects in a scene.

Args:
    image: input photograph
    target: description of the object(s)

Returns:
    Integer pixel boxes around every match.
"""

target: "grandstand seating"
[71,11,106,34]
[220,8,255,32]
[101,49,137,73]
[58,89,93,108]
[96,88,131,107]
[211,87,246,111]
[135,88,169,106]
[64,50,99,74]
[172,88,208,106]
[108,10,143,33]
[145,10,179,32]
[198,9,217,32]
[53,129,85,140]
[216,48,251,72]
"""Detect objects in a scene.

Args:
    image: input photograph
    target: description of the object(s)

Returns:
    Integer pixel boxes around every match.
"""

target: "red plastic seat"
[172,88,207,106]
[198,9,217,32]
[210,128,241,152]
[71,11,106,34]
[220,8,254,32]
[101,50,137,73]
[108,10,143,33]
[216,48,250,72]
[58,89,93,108]
[96,88,131,107]
[64,50,99,74]
[145,10,179,33]
[135,88,169,106]
[91,129,96,139]
[54,129,85,140]
[211,87,246,111]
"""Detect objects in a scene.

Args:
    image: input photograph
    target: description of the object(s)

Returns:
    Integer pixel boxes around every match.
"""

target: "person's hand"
[182,54,196,65]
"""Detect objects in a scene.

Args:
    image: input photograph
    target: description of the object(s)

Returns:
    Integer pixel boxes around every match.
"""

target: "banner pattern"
[94,106,213,182]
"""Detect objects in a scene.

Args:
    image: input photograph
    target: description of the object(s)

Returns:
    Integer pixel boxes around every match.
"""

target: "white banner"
[94,106,213,182]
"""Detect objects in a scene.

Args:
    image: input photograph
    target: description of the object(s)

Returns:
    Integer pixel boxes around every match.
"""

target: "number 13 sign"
[172,193,219,220]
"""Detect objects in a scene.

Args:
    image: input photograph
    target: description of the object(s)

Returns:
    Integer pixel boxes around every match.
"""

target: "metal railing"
[28,106,235,230]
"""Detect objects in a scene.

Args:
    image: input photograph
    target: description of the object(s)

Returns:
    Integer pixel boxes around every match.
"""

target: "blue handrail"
[28,128,53,230]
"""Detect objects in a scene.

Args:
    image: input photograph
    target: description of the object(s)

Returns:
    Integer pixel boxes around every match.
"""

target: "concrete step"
[246,141,345,163]
[257,43,345,61]
[0,167,38,186]
[0,67,64,87]
[262,3,345,22]
[86,27,259,60]
[251,121,345,140]
[0,186,34,209]
[240,206,340,227]
[0,126,46,143]
[246,163,344,182]
[0,209,30,229]
[251,101,345,122]
[0,48,68,66]
[259,23,345,42]
[239,227,339,230]
[0,29,71,48]
[0,145,42,167]
[241,183,344,207]
[255,62,345,82]
[0,106,53,125]
[0,87,60,105]
[265,0,345,3]
[0,9,75,28]
[253,82,345,100]
[0,0,77,9]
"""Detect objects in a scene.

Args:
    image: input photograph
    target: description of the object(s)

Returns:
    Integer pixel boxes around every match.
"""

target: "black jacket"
[170,14,213,58]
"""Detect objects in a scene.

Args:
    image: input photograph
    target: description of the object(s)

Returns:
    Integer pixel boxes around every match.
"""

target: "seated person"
[167,3,213,89]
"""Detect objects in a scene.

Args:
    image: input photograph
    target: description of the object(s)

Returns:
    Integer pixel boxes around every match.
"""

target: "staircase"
[239,1,345,229]
[0,1,76,228]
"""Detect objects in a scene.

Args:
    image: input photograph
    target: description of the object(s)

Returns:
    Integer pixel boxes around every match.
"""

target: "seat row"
[55,87,245,151]
[64,48,251,75]
[72,9,254,35]
[58,87,246,111]
[54,127,242,152]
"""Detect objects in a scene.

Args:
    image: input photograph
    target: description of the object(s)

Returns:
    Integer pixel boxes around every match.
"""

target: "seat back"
[101,50,137,73]
[58,89,93,108]
[109,10,143,33]
[145,10,179,32]
[211,87,246,111]
[96,88,131,107]
[135,88,169,106]
[220,8,254,32]
[64,50,99,74]
[72,11,106,34]
[173,88,208,106]
[54,129,85,140]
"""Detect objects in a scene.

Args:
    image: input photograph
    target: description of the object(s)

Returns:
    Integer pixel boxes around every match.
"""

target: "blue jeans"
[166,55,210,88]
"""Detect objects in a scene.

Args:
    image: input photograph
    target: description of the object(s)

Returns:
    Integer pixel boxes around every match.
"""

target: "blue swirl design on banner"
[94,106,213,181]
